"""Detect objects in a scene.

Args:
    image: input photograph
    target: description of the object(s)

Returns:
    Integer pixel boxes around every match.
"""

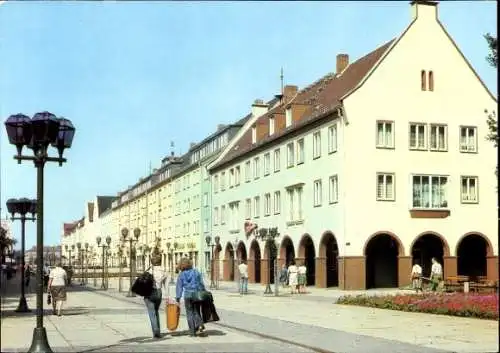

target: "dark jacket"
[200,292,220,323]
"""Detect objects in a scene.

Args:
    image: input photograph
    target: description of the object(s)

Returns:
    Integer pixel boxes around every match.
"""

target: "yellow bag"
[166,303,180,331]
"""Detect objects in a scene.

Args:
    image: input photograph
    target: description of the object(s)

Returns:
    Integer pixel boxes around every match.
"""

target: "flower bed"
[336,292,499,320]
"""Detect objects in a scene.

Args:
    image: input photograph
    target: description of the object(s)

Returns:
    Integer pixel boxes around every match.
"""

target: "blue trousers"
[184,298,203,335]
[240,277,248,293]
[144,289,162,336]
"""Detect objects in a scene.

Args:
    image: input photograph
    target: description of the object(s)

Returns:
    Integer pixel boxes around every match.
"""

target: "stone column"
[261,258,269,286]
[278,257,285,268]
[443,256,457,278]
[295,257,305,266]
[487,255,498,281]
[222,259,230,281]
[315,257,326,288]
[338,256,365,290]
[398,256,412,288]
[247,259,255,283]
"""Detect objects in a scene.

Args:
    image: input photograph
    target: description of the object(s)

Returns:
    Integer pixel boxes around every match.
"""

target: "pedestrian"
[43,263,50,288]
[47,262,67,316]
[238,260,248,294]
[175,257,205,337]
[279,264,288,288]
[24,264,31,288]
[411,260,423,293]
[430,257,443,292]
[144,249,167,339]
[298,261,307,294]
[287,260,298,294]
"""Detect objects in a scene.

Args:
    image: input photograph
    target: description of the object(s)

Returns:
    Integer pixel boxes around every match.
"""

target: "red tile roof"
[210,38,395,171]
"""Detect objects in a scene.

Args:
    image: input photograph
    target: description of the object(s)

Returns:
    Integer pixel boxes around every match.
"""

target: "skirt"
[50,286,67,301]
[298,274,307,286]
[288,273,298,286]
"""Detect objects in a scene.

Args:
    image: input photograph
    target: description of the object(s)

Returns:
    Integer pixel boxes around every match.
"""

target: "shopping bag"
[47,293,52,305]
[165,298,180,331]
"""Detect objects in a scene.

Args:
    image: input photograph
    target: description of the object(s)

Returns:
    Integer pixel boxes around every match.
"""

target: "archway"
[410,232,449,278]
[280,236,295,266]
[364,233,402,289]
[457,233,491,280]
[224,243,235,281]
[298,234,316,286]
[237,241,247,262]
[249,240,261,283]
[320,232,339,287]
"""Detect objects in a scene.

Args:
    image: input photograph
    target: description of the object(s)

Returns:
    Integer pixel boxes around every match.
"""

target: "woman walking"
[47,262,67,316]
[298,262,307,294]
[144,249,167,338]
[175,257,205,337]
[279,264,288,288]
[287,260,298,294]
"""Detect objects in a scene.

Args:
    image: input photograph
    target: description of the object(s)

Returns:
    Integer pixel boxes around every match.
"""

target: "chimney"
[410,0,438,22]
[336,54,349,75]
[283,85,298,102]
[251,99,269,118]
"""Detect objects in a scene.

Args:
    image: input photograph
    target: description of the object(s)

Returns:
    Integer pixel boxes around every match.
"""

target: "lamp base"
[27,327,53,353]
[264,284,273,295]
[14,296,31,313]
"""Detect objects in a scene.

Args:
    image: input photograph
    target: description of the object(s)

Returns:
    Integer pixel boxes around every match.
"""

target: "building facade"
[208,0,498,290]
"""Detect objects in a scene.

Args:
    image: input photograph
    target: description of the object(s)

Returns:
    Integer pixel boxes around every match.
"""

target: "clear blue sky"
[0,1,497,249]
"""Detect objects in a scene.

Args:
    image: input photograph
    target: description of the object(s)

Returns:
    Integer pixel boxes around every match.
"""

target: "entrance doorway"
[280,236,295,266]
[320,232,339,287]
[299,235,316,286]
[411,233,447,278]
[249,240,261,283]
[365,233,400,289]
[457,234,489,280]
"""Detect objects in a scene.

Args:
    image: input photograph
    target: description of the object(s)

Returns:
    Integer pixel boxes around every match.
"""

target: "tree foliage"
[484,33,497,68]
[484,33,498,177]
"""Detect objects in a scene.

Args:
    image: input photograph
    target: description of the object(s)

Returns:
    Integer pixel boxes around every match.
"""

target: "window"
[376,173,394,201]
[274,149,281,172]
[328,124,338,153]
[313,131,321,158]
[235,166,241,185]
[229,168,234,187]
[460,126,477,153]
[203,193,209,207]
[221,205,226,224]
[430,124,447,151]
[269,117,275,136]
[286,186,303,222]
[421,70,426,91]
[313,180,322,206]
[253,157,260,179]
[253,196,260,218]
[329,175,338,204]
[409,123,427,150]
[285,108,292,127]
[428,71,434,91]
[297,139,305,164]
[251,126,257,144]
[412,175,448,209]
[214,207,219,225]
[287,143,294,167]
[461,176,478,203]
[245,198,252,219]
[376,121,394,148]
[213,175,219,193]
[274,191,281,214]
[264,193,271,216]
[263,153,271,175]
[229,202,240,231]
[245,161,251,182]
[220,172,226,190]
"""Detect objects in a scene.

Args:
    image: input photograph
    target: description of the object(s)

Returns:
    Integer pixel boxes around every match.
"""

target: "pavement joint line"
[47,314,76,351]
[83,286,336,353]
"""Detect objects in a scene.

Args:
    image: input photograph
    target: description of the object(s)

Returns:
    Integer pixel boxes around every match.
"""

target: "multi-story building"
[208,0,498,290]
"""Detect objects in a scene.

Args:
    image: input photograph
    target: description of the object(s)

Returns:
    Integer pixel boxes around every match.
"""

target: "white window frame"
[245,161,251,182]
[269,117,275,136]
[220,205,226,224]
[213,175,219,193]
[253,157,260,179]
[235,166,241,186]
[313,179,322,207]
[214,207,219,225]
[229,168,234,188]
[274,191,281,214]
[411,174,449,209]
[329,175,338,204]
[376,173,395,201]
[287,142,294,167]
[251,126,257,144]
[328,124,338,153]
[264,153,271,176]
[376,121,394,149]
[429,124,448,151]
[285,108,292,127]
[459,126,478,153]
[460,176,478,204]
[264,193,271,216]
[220,172,226,190]
[253,196,260,218]
[274,149,281,172]
[409,123,427,150]
[297,138,305,164]
[245,198,252,219]
[313,131,321,159]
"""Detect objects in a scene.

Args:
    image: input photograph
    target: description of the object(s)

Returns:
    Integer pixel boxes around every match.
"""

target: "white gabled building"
[208,0,497,290]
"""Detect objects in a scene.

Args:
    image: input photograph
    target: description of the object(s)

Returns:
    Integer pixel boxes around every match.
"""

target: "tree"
[484,33,498,148]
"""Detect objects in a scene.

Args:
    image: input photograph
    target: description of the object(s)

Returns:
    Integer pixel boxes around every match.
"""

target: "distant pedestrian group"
[411,257,443,293]
[280,260,308,294]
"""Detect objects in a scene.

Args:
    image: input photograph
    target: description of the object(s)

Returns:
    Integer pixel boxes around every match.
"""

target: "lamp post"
[6,198,37,313]
[4,111,75,353]
[173,241,179,274]
[117,245,124,292]
[121,227,140,297]
[232,238,239,292]
[92,251,97,287]
[205,235,220,290]
[84,242,89,284]
[76,242,83,285]
[256,227,280,295]
[96,235,111,289]
[142,245,151,270]
[166,242,175,285]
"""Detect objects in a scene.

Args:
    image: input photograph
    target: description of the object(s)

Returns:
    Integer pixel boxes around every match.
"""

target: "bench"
[444,275,470,292]
[470,279,499,293]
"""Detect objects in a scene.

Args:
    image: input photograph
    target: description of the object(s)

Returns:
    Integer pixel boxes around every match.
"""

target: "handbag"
[131,267,154,297]
[47,293,52,305]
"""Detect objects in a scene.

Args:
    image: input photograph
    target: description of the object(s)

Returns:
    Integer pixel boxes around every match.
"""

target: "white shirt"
[238,263,248,278]
[298,265,307,275]
[49,267,67,286]
[288,265,298,274]
[150,266,167,292]
[431,262,443,276]
[411,264,422,275]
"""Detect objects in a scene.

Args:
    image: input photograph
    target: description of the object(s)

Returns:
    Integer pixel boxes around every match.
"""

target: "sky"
[0,1,497,249]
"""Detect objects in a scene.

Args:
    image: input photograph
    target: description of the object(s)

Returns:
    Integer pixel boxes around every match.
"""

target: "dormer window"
[421,70,426,91]
[251,125,257,144]
[428,71,434,91]
[285,108,292,127]
[269,117,275,136]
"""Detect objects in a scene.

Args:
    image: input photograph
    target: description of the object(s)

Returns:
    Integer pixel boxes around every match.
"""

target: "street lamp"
[256,227,280,295]
[205,235,220,289]
[121,227,140,297]
[84,242,89,284]
[96,235,111,289]
[4,111,75,353]
[232,238,239,292]
[6,197,37,313]
[166,242,175,285]
[142,244,151,270]
[117,244,124,292]
[76,242,84,285]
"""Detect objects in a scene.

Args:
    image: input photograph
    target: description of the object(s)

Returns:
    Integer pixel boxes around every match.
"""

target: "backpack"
[131,269,154,297]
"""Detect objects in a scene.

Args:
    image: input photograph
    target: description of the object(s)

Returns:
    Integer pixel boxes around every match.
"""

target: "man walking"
[238,260,248,294]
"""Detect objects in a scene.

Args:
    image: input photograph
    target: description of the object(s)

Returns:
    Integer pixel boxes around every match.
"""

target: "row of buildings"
[61,1,498,290]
